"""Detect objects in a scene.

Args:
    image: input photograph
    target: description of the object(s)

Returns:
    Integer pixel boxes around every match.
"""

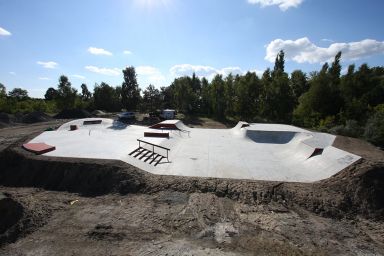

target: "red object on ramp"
[149,123,178,130]
[144,132,170,138]
[22,143,56,155]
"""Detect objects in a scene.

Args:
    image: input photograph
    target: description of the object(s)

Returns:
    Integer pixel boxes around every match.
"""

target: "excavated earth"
[0,120,383,255]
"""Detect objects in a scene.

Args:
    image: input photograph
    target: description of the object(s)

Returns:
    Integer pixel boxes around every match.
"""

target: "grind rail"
[129,139,170,166]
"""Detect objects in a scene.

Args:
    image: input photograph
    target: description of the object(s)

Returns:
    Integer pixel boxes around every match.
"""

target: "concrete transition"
[27,118,361,182]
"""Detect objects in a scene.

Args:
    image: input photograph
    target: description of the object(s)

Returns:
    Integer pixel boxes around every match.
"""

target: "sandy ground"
[0,118,384,255]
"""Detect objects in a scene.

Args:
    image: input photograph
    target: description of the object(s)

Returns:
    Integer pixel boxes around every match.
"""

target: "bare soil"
[0,120,383,256]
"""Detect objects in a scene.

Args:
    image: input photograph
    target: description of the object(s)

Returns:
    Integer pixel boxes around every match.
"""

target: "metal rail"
[137,139,170,161]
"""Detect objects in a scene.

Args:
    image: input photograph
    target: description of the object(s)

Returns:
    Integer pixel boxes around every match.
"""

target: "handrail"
[137,139,170,161]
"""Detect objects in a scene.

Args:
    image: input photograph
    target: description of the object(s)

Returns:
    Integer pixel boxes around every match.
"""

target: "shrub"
[364,112,384,148]
[329,120,363,138]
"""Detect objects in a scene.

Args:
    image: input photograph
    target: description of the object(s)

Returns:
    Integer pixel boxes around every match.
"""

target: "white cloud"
[220,67,244,76]
[9,71,16,75]
[72,74,86,80]
[123,50,132,55]
[136,66,166,86]
[249,69,265,77]
[265,37,384,64]
[0,27,11,36]
[38,77,50,80]
[321,38,335,43]
[170,64,261,80]
[170,64,218,79]
[87,47,113,56]
[37,61,58,69]
[85,65,120,76]
[247,0,303,11]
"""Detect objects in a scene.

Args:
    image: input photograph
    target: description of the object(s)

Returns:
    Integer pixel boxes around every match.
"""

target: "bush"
[329,120,363,138]
[364,112,384,148]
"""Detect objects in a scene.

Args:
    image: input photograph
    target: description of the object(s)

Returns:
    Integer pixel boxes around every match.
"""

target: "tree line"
[0,51,383,146]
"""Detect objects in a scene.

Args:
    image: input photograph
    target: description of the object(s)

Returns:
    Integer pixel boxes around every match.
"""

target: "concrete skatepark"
[1,118,384,255]
[26,118,361,182]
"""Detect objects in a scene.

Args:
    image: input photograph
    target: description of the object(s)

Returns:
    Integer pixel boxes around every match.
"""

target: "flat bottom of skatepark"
[27,118,361,182]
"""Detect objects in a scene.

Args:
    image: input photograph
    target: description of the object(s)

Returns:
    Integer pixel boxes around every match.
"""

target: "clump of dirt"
[0,112,12,128]
[0,113,10,124]
[21,111,53,124]
[87,224,126,241]
[321,160,384,218]
[0,191,54,246]
[0,193,23,235]
[0,111,55,127]
[54,109,92,119]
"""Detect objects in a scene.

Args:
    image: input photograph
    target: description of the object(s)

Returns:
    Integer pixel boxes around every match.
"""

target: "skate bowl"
[22,118,361,182]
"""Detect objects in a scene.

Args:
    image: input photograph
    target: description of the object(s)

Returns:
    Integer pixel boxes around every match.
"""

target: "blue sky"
[0,0,383,98]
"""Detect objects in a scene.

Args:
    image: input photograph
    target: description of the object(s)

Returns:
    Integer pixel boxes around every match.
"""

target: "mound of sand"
[54,109,92,119]
[0,112,11,128]
[0,112,10,123]
[0,193,23,245]
[21,111,52,124]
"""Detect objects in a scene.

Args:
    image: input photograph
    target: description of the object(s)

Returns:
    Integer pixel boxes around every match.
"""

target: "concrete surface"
[28,118,361,182]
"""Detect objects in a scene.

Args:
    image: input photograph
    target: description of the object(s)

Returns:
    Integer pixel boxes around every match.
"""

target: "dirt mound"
[0,191,53,246]
[1,143,383,219]
[21,111,52,124]
[0,112,10,123]
[54,109,92,119]
[0,147,145,196]
[0,113,15,128]
[0,193,23,233]
[0,193,23,245]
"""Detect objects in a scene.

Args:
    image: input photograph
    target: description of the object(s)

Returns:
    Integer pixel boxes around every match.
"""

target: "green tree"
[293,52,345,127]
[56,75,77,110]
[224,74,235,117]
[0,83,6,98]
[234,72,261,119]
[364,105,384,148]
[290,70,308,104]
[121,66,141,110]
[259,68,273,118]
[80,83,92,100]
[272,50,285,77]
[200,77,211,115]
[8,88,29,100]
[142,84,161,112]
[210,74,226,119]
[160,86,173,109]
[44,87,58,100]
[170,76,194,113]
[93,82,121,112]
[190,73,202,112]
[260,50,295,122]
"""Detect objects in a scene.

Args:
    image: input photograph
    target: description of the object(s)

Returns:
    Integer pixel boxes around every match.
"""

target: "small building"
[160,109,176,120]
